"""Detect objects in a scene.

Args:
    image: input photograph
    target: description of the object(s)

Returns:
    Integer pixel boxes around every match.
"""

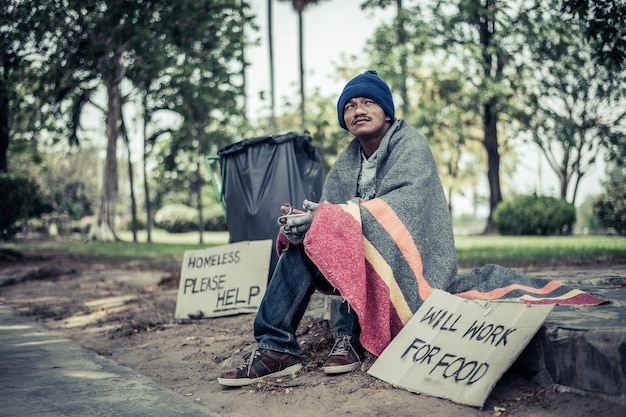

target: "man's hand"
[302,199,319,213]
[277,200,319,245]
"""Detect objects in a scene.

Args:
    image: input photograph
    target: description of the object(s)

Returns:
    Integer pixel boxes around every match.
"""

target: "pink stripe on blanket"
[304,202,367,307]
[362,259,404,356]
[520,291,607,305]
[304,202,402,355]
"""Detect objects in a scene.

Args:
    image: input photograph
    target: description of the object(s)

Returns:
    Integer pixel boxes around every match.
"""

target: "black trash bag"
[217,132,324,281]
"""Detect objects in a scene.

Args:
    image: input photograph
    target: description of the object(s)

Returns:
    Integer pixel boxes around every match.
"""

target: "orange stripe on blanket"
[362,237,413,325]
[362,198,433,301]
[454,279,564,300]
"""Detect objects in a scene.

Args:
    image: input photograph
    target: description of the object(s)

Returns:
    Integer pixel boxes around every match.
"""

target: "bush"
[154,204,199,233]
[493,194,576,236]
[121,216,146,231]
[575,194,608,234]
[203,204,227,231]
[594,182,626,236]
[0,173,43,240]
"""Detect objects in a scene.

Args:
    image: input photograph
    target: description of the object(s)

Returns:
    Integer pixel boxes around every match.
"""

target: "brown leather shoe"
[323,336,365,375]
[217,348,302,387]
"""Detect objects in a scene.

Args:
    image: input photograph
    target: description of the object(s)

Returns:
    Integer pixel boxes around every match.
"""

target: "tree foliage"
[0,0,71,172]
[562,0,626,71]
[364,0,527,231]
[33,0,250,241]
[0,172,42,240]
[594,181,626,236]
[362,0,624,224]
[516,0,626,205]
[122,1,251,242]
[5,0,625,240]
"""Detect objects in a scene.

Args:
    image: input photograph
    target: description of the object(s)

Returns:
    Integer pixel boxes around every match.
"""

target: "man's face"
[343,97,391,138]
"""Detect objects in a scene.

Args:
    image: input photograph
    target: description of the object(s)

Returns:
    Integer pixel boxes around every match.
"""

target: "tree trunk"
[0,56,9,173]
[142,98,152,243]
[483,100,502,234]
[88,69,123,242]
[143,153,152,243]
[396,0,408,118]
[240,0,248,121]
[570,170,583,206]
[477,0,503,234]
[268,0,277,134]
[298,10,305,132]
[560,174,569,200]
[125,130,138,243]
[196,162,204,245]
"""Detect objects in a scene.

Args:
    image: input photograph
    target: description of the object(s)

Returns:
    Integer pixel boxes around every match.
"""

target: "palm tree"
[363,0,409,118]
[280,0,321,132]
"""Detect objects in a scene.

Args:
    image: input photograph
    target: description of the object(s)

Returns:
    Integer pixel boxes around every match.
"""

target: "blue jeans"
[254,245,360,356]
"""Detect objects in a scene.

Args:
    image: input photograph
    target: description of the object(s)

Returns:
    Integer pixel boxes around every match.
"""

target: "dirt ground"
[1,249,625,417]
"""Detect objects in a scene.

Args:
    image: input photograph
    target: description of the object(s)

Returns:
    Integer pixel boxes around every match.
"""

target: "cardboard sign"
[175,240,272,319]
[367,289,553,407]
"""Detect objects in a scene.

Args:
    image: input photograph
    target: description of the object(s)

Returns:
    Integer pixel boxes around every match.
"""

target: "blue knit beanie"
[337,70,395,130]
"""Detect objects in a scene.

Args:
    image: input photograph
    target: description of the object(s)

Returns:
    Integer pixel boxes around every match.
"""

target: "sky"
[243,0,605,210]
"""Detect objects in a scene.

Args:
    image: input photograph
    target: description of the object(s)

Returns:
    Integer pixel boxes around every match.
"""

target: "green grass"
[1,230,229,270]
[455,235,626,269]
[2,232,625,271]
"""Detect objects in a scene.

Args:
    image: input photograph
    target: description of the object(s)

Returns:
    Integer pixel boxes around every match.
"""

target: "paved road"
[0,303,221,417]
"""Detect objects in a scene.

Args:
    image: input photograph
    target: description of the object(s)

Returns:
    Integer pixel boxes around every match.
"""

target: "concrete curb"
[514,268,626,405]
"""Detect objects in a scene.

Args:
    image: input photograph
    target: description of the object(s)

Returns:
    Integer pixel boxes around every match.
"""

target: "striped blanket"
[303,200,607,356]
[288,119,607,356]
